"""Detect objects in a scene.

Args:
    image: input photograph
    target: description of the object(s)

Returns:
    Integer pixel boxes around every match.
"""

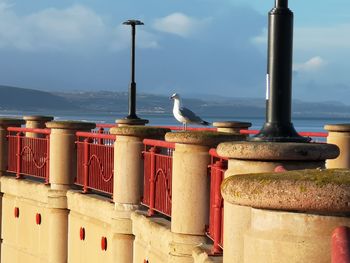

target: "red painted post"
[332,226,350,263]
[98,127,104,145]
[83,138,91,193]
[45,134,50,184]
[212,160,224,254]
[148,147,157,216]
[16,132,23,179]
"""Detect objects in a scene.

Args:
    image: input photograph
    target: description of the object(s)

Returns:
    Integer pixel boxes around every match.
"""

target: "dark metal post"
[123,20,144,120]
[252,0,309,142]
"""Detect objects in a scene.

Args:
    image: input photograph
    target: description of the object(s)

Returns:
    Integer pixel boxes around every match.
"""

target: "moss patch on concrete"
[46,120,96,130]
[165,130,245,146]
[222,169,350,213]
[217,141,339,161]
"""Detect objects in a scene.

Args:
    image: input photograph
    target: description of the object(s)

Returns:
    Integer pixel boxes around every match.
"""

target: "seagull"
[170,93,210,130]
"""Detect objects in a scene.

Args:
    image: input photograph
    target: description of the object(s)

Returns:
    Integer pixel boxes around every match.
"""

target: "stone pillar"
[109,126,170,263]
[213,121,251,135]
[48,207,69,263]
[0,118,25,176]
[110,126,170,205]
[45,121,94,263]
[46,121,95,190]
[217,141,339,263]
[221,169,350,263]
[23,115,53,138]
[325,124,350,169]
[112,233,134,263]
[165,131,244,261]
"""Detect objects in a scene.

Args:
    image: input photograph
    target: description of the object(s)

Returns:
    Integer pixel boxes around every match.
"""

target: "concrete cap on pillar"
[165,131,245,147]
[213,121,252,129]
[23,115,54,122]
[217,141,339,161]
[324,124,350,132]
[116,118,149,126]
[213,121,252,134]
[221,168,350,213]
[0,118,25,127]
[110,126,170,139]
[46,121,96,130]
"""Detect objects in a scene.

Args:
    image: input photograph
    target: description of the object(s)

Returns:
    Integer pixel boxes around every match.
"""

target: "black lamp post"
[252,0,309,142]
[123,19,145,121]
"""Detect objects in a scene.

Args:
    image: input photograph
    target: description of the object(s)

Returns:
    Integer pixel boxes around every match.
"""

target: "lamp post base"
[250,122,310,143]
[116,118,149,127]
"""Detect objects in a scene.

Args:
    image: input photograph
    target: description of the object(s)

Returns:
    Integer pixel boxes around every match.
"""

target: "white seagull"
[170,93,210,130]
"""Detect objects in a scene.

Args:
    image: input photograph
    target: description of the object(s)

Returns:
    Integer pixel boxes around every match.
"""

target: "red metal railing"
[142,139,175,217]
[94,123,116,137]
[76,131,116,195]
[332,226,350,263]
[7,127,50,183]
[207,148,227,254]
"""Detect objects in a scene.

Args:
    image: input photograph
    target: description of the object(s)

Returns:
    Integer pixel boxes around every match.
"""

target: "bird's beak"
[169,96,173,100]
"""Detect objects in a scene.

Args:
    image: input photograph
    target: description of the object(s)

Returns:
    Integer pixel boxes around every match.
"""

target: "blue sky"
[1,0,350,103]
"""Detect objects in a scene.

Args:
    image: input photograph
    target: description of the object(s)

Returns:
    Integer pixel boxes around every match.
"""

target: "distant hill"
[55,90,350,118]
[0,85,77,111]
[0,86,350,119]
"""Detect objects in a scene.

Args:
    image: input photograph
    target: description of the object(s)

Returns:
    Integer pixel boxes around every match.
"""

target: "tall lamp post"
[252,0,309,142]
[119,19,148,125]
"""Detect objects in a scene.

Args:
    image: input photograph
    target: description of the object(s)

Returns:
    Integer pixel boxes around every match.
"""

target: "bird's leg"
[185,123,187,131]
[182,123,185,130]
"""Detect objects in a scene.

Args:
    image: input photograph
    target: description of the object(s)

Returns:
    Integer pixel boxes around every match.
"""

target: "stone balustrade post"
[213,121,251,135]
[23,115,53,138]
[110,126,170,205]
[45,121,95,263]
[109,126,169,263]
[325,124,350,169]
[46,121,95,190]
[217,141,339,263]
[164,131,245,261]
[0,118,25,176]
[221,169,350,263]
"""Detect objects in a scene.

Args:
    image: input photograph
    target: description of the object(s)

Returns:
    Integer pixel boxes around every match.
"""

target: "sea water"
[2,110,348,133]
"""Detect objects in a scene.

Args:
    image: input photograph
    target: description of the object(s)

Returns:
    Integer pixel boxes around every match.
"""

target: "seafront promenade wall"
[0,116,349,263]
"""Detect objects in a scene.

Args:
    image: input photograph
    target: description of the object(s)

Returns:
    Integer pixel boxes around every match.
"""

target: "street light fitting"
[123,20,144,26]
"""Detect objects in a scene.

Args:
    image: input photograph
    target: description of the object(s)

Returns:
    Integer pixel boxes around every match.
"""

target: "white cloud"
[153,12,210,37]
[295,24,350,50]
[110,25,158,52]
[252,24,350,51]
[0,4,158,53]
[294,56,327,72]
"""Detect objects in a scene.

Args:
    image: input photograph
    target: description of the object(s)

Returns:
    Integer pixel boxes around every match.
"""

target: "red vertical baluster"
[98,128,104,145]
[16,132,23,179]
[212,160,224,254]
[148,147,157,216]
[83,138,91,193]
[332,226,350,263]
[45,135,50,184]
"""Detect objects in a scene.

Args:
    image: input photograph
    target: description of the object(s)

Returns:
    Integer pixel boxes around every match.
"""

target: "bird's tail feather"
[201,121,211,126]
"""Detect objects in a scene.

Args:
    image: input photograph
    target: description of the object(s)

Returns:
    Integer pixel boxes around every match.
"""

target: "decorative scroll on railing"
[207,148,227,254]
[76,131,116,195]
[7,127,50,183]
[142,139,175,217]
